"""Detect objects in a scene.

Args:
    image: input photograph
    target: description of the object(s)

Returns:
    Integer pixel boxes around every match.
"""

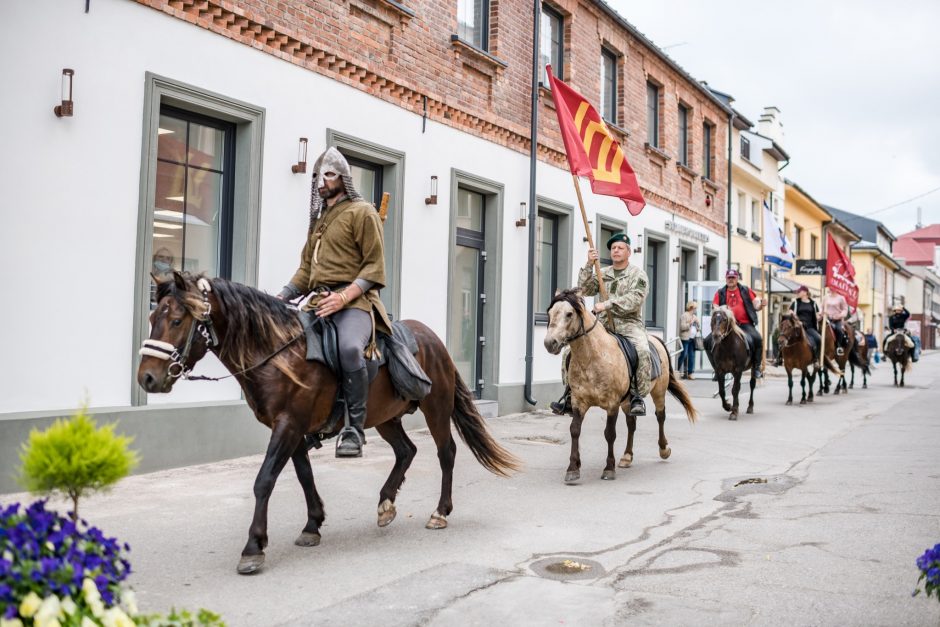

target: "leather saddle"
[609,331,662,383]
[296,311,432,447]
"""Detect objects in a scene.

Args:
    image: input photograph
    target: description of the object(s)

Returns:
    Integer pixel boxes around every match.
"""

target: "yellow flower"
[121,590,138,617]
[81,617,100,627]
[19,591,42,618]
[1,617,25,627]
[35,617,61,627]
[36,595,62,620]
[100,607,136,627]
[82,578,102,604]
[45,541,55,552]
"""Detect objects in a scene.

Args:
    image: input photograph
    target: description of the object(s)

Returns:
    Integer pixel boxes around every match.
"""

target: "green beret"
[606,231,631,249]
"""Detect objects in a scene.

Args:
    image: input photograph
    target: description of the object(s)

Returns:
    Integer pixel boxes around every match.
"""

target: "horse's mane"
[714,305,747,343]
[157,274,304,378]
[548,288,586,317]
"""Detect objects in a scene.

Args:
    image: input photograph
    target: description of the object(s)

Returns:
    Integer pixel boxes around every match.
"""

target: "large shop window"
[150,107,235,306]
[457,0,489,50]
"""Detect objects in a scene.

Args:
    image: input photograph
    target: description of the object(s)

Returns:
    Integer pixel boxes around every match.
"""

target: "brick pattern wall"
[137,0,727,234]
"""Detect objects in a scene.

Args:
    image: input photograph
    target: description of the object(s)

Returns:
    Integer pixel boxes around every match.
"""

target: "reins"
[565,311,599,343]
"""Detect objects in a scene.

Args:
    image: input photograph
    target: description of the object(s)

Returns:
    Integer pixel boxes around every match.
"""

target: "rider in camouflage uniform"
[551,231,651,416]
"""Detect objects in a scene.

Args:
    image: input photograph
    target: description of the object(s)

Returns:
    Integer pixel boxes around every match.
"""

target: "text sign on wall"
[664,220,710,243]
[796,259,826,275]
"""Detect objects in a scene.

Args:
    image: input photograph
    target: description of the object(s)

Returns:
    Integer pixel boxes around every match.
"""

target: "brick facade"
[139,0,728,233]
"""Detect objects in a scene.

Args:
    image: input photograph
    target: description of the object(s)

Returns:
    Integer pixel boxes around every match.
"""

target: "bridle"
[565,311,599,343]
[711,311,731,345]
[139,278,220,380]
[139,278,302,382]
[777,316,803,350]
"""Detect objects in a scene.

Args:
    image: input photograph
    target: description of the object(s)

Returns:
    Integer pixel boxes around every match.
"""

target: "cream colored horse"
[544,289,697,483]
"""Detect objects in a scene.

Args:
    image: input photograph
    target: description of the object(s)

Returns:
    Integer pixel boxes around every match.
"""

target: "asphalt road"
[5,354,938,626]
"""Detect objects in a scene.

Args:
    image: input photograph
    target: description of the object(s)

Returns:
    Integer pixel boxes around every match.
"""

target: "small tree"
[19,406,139,520]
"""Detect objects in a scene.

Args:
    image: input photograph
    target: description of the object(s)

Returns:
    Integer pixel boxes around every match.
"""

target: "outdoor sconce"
[54,69,74,117]
[291,137,308,174]
[672,256,681,263]
[633,234,642,254]
[515,202,527,227]
[424,175,438,205]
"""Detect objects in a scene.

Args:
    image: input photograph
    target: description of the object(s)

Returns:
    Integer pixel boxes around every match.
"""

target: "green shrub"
[19,408,139,521]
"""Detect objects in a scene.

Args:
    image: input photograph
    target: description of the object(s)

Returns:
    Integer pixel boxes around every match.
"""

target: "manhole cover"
[530,556,605,581]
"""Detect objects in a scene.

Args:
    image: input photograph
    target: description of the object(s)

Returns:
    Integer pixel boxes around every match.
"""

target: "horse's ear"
[173,271,187,291]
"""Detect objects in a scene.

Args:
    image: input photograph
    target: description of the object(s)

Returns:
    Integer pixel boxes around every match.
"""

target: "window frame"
[740,135,751,161]
[677,103,690,165]
[600,48,618,125]
[646,81,660,148]
[132,73,265,407]
[534,211,559,322]
[643,233,667,328]
[540,3,565,84]
[534,196,574,324]
[702,121,714,179]
[457,0,490,51]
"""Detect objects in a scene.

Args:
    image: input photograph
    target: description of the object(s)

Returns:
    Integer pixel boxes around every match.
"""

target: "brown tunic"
[288,198,392,335]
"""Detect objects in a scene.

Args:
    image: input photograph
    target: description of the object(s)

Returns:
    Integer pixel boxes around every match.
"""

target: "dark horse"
[886,333,912,387]
[708,306,756,420]
[819,321,855,395]
[138,273,519,574]
[777,312,817,405]
[848,330,871,389]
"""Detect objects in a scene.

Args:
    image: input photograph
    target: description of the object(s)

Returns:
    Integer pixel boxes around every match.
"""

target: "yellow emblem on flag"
[573,102,624,184]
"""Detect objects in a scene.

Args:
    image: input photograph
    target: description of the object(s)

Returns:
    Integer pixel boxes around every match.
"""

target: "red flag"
[826,233,859,307]
[546,66,645,216]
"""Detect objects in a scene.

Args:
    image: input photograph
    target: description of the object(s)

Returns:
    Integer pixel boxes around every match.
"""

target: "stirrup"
[629,396,646,416]
[335,427,364,458]
[836,347,844,356]
[550,389,571,415]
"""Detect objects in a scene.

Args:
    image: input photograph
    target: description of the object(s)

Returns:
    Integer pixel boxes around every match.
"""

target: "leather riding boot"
[550,386,572,415]
[336,367,369,458]
[629,386,646,416]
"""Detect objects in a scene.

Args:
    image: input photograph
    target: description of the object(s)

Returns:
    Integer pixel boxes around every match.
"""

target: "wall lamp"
[54,69,74,117]
[515,202,527,227]
[424,175,438,205]
[291,137,308,173]
[633,233,642,254]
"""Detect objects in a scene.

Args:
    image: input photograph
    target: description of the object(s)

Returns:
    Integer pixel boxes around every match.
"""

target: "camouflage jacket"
[577,263,648,334]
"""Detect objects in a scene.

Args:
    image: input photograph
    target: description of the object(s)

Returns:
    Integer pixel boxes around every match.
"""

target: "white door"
[687,281,723,372]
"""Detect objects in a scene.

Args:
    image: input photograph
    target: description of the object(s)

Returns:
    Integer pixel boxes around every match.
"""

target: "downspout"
[726,113,733,269]
[523,0,540,406]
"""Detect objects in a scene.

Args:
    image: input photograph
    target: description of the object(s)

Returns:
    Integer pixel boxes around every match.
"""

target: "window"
[793,225,803,256]
[345,155,383,208]
[740,135,751,161]
[646,82,660,147]
[540,5,564,85]
[151,106,235,308]
[601,49,617,124]
[457,0,488,50]
[677,104,689,165]
[534,211,559,317]
[704,253,718,281]
[737,192,747,232]
[702,121,714,179]
[810,234,818,258]
[599,224,620,266]
[644,237,665,327]
[750,200,760,236]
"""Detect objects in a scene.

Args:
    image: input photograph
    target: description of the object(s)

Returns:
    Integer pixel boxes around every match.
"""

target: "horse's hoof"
[564,470,580,483]
[746,406,754,414]
[618,453,633,468]
[294,532,321,547]
[729,413,738,421]
[799,399,806,405]
[237,553,265,575]
[659,446,672,460]
[601,469,616,480]
[722,403,732,412]
[862,383,867,389]
[425,511,448,530]
[786,400,792,406]
[377,499,397,528]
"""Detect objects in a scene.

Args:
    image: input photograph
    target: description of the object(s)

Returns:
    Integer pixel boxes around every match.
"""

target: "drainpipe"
[726,113,733,269]
[523,0,540,407]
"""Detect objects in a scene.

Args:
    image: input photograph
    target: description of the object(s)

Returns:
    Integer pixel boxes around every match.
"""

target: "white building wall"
[1,0,725,415]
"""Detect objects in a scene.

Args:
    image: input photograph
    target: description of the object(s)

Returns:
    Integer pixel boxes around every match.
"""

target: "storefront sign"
[796,259,826,275]
[664,220,710,243]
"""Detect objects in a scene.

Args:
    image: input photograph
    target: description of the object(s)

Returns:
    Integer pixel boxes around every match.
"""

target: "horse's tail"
[848,348,870,375]
[656,337,697,424]
[451,372,521,477]
[905,359,913,373]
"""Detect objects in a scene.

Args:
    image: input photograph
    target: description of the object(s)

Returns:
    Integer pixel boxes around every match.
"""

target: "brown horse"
[543,290,696,483]
[708,306,756,420]
[138,273,519,574]
[848,330,871,389]
[777,312,818,405]
[886,333,912,387]
[819,321,854,395]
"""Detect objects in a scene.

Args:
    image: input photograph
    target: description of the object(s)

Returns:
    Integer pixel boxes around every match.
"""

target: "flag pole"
[571,173,610,302]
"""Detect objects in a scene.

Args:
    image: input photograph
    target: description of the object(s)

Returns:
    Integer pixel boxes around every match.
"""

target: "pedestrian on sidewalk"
[678,301,699,379]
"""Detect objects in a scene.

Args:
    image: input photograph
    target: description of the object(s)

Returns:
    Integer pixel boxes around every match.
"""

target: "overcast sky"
[609,0,940,239]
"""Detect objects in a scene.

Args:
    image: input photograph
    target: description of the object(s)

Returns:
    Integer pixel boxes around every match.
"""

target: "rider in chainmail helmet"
[277,147,392,458]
